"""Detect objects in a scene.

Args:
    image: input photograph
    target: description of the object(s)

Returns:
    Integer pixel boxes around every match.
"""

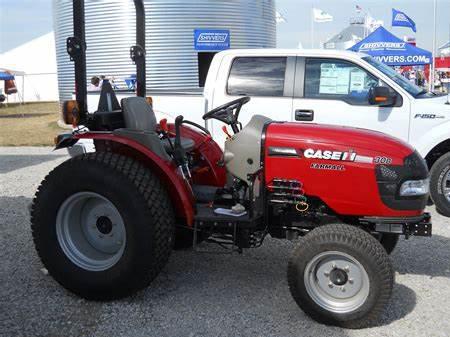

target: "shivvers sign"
[359,42,406,51]
[194,29,230,51]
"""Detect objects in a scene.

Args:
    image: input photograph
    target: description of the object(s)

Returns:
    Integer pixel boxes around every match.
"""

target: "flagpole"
[311,6,314,48]
[430,0,437,92]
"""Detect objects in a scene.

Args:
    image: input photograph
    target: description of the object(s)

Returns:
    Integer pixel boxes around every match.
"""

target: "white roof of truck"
[217,48,368,59]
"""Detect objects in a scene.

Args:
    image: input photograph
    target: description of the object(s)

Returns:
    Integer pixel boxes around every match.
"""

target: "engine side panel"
[264,122,422,217]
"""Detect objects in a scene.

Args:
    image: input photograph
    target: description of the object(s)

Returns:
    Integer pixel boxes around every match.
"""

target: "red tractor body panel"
[172,125,227,187]
[264,122,422,217]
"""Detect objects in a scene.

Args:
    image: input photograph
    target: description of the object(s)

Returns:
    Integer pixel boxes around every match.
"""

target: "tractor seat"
[161,137,195,154]
[120,97,195,157]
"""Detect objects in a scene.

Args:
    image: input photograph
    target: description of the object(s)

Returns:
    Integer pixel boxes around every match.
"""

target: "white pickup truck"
[84,49,450,216]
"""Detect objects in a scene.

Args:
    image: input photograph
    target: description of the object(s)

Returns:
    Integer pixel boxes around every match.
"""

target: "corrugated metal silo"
[53,0,276,102]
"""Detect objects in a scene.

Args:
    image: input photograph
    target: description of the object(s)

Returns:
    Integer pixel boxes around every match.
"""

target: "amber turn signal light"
[146,96,153,106]
[62,100,80,126]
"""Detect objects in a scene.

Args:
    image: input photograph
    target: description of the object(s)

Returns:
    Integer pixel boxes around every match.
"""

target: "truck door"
[209,55,295,146]
[292,57,410,142]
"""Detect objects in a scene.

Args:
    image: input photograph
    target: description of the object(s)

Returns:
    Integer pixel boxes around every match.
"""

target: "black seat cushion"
[161,137,195,154]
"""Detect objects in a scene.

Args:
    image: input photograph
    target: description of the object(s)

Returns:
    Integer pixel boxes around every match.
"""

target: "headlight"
[399,178,429,196]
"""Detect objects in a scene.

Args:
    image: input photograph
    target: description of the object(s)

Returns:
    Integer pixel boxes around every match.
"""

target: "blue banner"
[194,29,230,51]
[392,8,416,32]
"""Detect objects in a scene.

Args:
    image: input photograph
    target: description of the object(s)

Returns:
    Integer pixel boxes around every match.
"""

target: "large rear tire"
[288,224,394,329]
[430,153,450,217]
[31,152,175,300]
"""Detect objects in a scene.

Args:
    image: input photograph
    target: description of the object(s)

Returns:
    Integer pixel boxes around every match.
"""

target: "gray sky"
[1,0,449,53]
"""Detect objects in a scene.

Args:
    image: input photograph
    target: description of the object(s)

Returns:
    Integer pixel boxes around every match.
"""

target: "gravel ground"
[1,147,449,337]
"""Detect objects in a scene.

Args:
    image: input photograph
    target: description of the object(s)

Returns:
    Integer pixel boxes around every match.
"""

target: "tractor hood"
[264,121,427,217]
[265,122,414,160]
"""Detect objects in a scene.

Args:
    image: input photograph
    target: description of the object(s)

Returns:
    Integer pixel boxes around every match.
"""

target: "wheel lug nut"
[324,271,330,277]
[344,266,350,272]
[331,263,336,269]
[348,278,354,284]
[341,287,346,292]
[328,282,333,288]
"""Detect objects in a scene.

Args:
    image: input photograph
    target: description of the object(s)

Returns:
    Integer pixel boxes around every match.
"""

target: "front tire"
[430,153,450,217]
[31,152,175,300]
[287,224,394,329]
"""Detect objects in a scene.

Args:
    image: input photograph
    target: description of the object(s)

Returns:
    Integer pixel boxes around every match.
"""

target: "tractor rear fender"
[72,132,195,225]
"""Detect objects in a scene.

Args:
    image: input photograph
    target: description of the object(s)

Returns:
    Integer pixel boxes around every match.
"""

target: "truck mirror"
[369,86,396,107]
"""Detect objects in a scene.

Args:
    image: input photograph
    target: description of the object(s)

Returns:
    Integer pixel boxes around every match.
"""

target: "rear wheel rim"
[304,251,370,314]
[56,192,126,271]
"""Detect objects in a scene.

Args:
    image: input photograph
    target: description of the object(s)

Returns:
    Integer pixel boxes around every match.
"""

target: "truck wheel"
[31,152,175,300]
[379,233,399,254]
[287,224,394,329]
[430,153,450,217]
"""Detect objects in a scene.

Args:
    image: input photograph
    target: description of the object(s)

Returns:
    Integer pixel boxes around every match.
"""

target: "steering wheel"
[202,96,250,133]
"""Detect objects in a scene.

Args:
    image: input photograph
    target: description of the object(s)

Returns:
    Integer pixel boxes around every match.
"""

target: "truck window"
[227,57,287,97]
[304,58,379,105]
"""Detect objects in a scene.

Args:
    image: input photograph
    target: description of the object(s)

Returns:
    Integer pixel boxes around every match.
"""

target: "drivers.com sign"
[194,29,230,51]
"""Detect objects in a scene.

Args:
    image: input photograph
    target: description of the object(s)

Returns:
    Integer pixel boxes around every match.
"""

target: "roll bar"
[66,0,146,122]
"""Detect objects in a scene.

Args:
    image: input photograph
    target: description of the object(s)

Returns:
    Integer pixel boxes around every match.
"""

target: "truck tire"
[287,224,394,329]
[430,153,450,217]
[31,152,175,300]
[379,233,399,254]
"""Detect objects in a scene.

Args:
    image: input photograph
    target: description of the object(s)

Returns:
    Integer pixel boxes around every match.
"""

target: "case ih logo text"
[303,149,357,161]
[197,32,228,43]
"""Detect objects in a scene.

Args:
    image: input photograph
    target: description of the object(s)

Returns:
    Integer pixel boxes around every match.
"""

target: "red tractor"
[31,0,432,329]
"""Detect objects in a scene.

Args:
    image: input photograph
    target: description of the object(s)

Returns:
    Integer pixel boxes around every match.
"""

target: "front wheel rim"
[304,251,370,314]
[443,169,450,202]
[56,192,126,271]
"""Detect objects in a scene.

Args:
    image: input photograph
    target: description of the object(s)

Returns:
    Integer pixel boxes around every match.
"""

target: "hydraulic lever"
[173,115,191,180]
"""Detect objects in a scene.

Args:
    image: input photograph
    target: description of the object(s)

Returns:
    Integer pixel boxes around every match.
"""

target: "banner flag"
[392,8,416,32]
[276,11,286,24]
[313,8,333,23]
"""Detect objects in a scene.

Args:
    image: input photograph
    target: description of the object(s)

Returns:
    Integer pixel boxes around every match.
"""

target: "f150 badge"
[414,114,445,119]
[303,149,357,162]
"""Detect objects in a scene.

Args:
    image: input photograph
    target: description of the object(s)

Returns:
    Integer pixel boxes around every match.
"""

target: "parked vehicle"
[34,0,432,329]
[82,48,450,217]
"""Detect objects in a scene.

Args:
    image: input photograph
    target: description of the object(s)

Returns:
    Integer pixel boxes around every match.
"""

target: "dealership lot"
[1,147,449,337]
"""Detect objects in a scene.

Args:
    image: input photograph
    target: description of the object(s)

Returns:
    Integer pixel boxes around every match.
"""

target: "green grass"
[0,102,66,146]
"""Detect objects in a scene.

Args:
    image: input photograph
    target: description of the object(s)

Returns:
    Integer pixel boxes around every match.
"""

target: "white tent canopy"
[0,32,58,103]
